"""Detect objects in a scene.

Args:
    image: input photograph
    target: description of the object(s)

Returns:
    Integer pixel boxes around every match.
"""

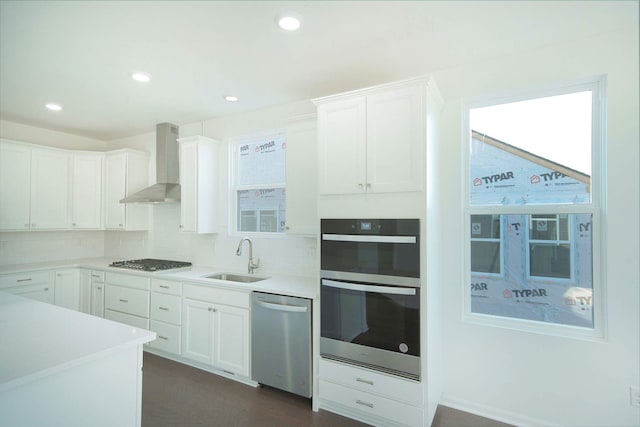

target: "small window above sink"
[203,273,268,283]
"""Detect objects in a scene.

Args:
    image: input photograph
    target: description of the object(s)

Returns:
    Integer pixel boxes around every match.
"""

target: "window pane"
[237,188,286,233]
[469,91,592,206]
[237,134,286,186]
[470,213,593,328]
[471,214,501,239]
[529,243,571,279]
[471,241,501,273]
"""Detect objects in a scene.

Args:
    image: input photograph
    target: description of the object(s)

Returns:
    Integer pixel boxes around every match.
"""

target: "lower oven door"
[320,278,420,380]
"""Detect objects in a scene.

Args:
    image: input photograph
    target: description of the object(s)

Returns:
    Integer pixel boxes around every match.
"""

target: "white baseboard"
[438,394,561,427]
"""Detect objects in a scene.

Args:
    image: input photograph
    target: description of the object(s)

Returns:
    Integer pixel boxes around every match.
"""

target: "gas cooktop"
[109,258,192,272]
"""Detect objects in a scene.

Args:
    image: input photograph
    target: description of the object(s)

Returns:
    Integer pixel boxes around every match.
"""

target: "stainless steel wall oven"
[320,219,421,380]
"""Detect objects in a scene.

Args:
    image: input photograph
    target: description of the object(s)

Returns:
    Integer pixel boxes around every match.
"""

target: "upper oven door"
[321,219,420,286]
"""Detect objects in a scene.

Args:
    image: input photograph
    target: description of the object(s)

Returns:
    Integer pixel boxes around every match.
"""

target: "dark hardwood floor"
[142,352,513,427]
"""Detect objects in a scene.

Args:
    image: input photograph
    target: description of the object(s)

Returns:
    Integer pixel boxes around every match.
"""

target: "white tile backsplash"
[0,231,104,266]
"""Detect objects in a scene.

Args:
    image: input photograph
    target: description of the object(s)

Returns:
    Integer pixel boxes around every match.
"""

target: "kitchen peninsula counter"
[0,291,155,426]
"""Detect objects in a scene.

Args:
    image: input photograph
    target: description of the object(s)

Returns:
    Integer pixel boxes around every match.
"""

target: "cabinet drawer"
[105,284,149,317]
[183,284,249,308]
[90,271,105,282]
[149,320,181,355]
[319,380,422,427]
[105,272,150,290]
[0,271,50,289]
[319,358,422,406]
[151,279,182,296]
[105,309,149,330]
[150,292,181,324]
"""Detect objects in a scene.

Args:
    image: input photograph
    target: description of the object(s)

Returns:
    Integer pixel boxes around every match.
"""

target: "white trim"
[461,75,606,339]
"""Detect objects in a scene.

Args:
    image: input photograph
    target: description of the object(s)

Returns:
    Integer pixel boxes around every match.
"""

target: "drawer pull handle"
[159,307,169,311]
[159,285,170,289]
[356,400,374,409]
[17,278,32,283]
[356,377,374,386]
[119,299,128,303]
[158,336,168,340]
[91,274,101,278]
[208,307,216,312]
[44,288,49,291]
[97,287,103,290]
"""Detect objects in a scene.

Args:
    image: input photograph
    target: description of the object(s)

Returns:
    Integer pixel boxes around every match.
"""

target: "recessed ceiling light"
[224,95,239,102]
[45,103,62,111]
[276,13,301,31]
[131,72,151,83]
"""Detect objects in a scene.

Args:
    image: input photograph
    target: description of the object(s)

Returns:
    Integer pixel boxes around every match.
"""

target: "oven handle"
[321,279,416,296]
[322,234,416,244]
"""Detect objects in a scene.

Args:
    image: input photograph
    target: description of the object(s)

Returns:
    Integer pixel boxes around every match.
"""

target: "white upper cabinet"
[285,115,318,235]
[316,97,366,195]
[71,153,103,229]
[314,77,439,195]
[0,140,71,230]
[104,150,149,230]
[0,140,31,230]
[177,135,218,234]
[30,147,71,229]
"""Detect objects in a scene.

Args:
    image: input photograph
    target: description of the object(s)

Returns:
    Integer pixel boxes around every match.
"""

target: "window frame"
[229,130,287,238]
[470,214,504,277]
[462,75,607,341]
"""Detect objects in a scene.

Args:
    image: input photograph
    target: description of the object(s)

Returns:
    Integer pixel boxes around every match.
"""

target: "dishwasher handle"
[254,299,308,313]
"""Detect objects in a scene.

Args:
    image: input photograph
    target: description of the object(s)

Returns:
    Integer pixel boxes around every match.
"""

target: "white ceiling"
[0,1,636,141]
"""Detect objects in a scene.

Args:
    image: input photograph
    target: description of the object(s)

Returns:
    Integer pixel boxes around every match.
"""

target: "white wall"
[432,28,639,426]
[104,100,319,277]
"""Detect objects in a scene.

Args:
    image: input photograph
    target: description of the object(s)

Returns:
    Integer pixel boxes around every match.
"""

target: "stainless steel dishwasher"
[251,292,312,398]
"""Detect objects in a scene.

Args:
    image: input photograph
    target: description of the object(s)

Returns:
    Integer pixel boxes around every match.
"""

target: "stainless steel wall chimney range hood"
[120,123,180,204]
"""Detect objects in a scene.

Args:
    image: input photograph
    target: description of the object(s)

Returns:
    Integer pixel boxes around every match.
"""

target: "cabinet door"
[179,141,198,232]
[317,97,367,195]
[6,283,54,304]
[0,141,31,230]
[178,137,216,234]
[285,117,317,235]
[213,305,250,376]
[104,153,126,229]
[30,148,71,229]
[366,86,424,193]
[90,281,105,318]
[182,298,214,365]
[54,269,80,311]
[72,154,103,229]
[78,270,92,314]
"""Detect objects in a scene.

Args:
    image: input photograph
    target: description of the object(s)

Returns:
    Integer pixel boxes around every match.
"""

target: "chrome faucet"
[236,237,260,274]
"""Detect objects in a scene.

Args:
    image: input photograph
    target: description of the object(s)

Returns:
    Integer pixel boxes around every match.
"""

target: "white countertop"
[0,291,155,392]
[0,258,319,300]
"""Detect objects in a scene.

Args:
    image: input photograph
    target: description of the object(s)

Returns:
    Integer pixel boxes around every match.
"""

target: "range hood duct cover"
[120,123,181,204]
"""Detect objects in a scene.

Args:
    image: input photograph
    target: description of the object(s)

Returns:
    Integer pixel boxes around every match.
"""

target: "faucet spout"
[236,237,260,274]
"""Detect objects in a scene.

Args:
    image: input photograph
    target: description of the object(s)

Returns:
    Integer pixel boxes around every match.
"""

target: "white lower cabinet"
[90,274,105,318]
[0,270,53,304]
[104,272,150,329]
[149,279,182,355]
[319,358,423,427]
[53,269,80,311]
[181,284,250,377]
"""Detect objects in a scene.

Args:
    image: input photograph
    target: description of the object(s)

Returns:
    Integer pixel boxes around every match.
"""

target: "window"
[232,132,286,234]
[464,76,605,337]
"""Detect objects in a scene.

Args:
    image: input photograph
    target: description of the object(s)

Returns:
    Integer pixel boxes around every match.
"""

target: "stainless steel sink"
[203,273,268,283]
